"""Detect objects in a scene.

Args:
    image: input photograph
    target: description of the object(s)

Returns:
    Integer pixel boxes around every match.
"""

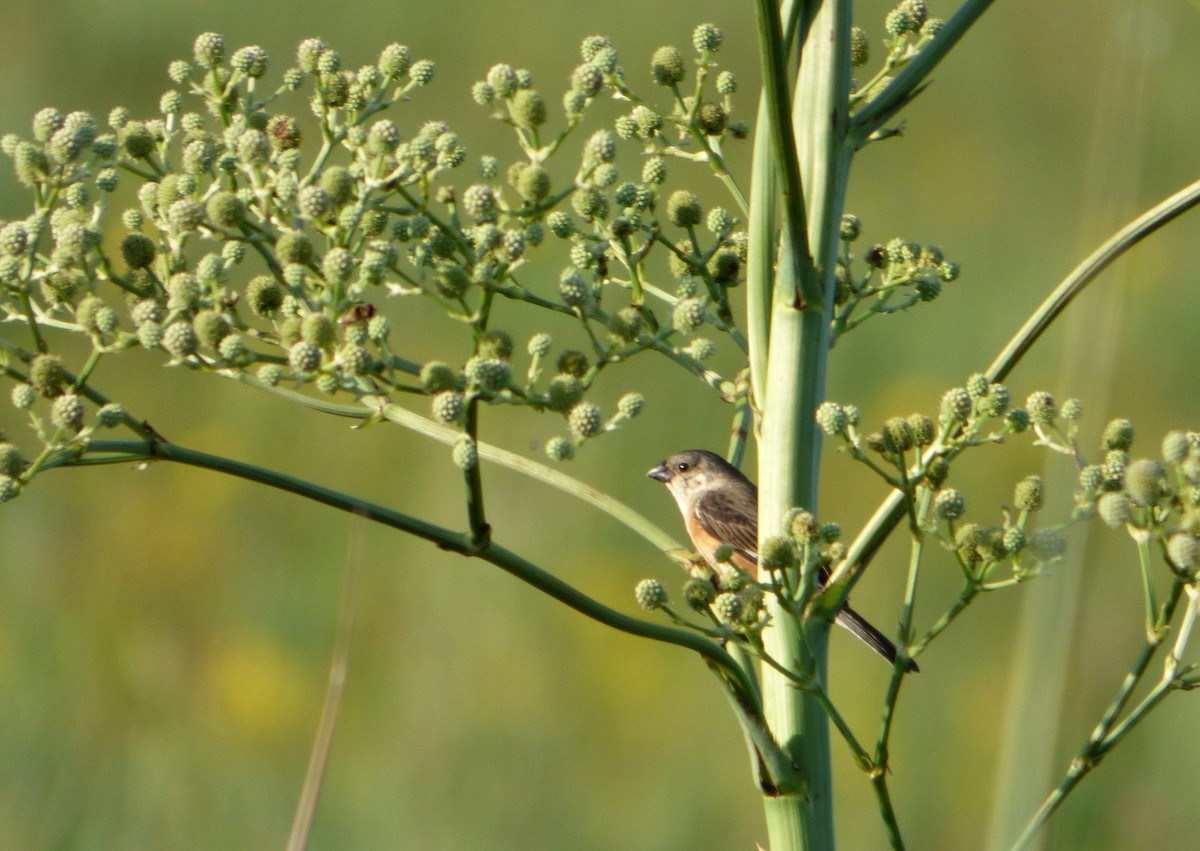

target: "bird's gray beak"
[647,462,672,482]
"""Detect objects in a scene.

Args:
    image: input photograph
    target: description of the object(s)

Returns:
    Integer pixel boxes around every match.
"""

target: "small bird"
[647,448,917,672]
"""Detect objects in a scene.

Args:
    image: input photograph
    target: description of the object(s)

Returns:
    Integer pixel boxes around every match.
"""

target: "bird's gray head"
[647,449,731,497]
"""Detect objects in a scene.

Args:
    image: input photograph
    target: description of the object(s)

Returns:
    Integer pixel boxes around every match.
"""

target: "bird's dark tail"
[835,606,920,673]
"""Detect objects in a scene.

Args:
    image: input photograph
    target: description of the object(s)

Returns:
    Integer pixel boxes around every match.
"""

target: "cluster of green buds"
[830,214,961,340]
[927,473,1065,584]
[815,377,1078,583]
[1078,423,1200,575]
[0,26,760,508]
[850,1,946,108]
[469,24,751,339]
[634,556,769,640]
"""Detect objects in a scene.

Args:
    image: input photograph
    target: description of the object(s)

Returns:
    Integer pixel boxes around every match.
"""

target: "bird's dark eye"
[676,462,689,472]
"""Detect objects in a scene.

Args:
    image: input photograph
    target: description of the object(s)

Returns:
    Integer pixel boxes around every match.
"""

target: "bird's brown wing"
[695,487,759,564]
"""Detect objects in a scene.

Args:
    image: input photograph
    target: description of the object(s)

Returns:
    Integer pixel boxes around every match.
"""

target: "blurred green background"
[2,1,1200,848]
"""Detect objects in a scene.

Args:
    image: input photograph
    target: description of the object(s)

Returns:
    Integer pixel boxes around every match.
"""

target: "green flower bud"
[998,527,1025,555]
[244,275,281,318]
[760,536,797,571]
[137,321,163,348]
[452,436,477,471]
[1167,533,1199,570]
[1006,408,1030,433]
[1061,398,1083,421]
[527,333,553,357]
[252,363,281,386]
[50,392,84,430]
[882,416,915,453]
[120,232,156,269]
[478,329,514,360]
[266,115,301,150]
[0,442,24,477]
[713,591,742,625]
[366,315,390,343]
[465,356,511,391]
[203,191,244,229]
[545,435,575,461]
[1162,431,1189,465]
[902,0,929,28]
[191,310,228,350]
[30,354,66,397]
[287,340,320,373]
[557,350,589,379]
[1078,464,1103,494]
[461,184,497,223]
[695,102,727,136]
[1124,459,1166,507]
[667,191,702,228]
[583,132,618,168]
[559,267,589,307]
[692,23,723,52]
[1102,450,1128,490]
[435,265,470,298]
[651,46,685,86]
[1010,475,1043,512]
[1103,418,1134,451]
[300,313,336,348]
[32,107,64,142]
[275,231,313,265]
[425,390,463,425]
[672,297,706,333]
[409,59,435,85]
[934,488,965,520]
[635,578,668,611]
[11,383,36,409]
[379,43,412,78]
[908,413,935,446]
[571,188,607,221]
[1025,391,1057,426]
[617,392,644,418]
[683,577,716,611]
[516,164,550,203]
[608,307,644,343]
[924,456,949,488]
[940,387,972,423]
[162,321,198,358]
[315,373,340,395]
[547,375,584,412]
[417,362,455,394]
[0,470,21,502]
[567,401,603,439]
[885,8,917,37]
[193,32,226,68]
[1098,491,1130,529]
[815,401,849,436]
[572,64,604,97]
[511,89,546,129]
[850,26,870,67]
[218,335,248,364]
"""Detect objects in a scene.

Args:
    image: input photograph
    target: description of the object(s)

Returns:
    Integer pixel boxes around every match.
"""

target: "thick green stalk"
[753,0,850,848]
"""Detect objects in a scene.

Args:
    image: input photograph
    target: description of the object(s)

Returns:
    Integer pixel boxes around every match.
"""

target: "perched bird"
[647,448,917,672]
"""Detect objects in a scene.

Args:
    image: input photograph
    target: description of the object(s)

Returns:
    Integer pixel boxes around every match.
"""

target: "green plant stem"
[53,437,760,697]
[461,397,490,551]
[1009,579,1189,850]
[754,1,851,848]
[230,374,688,560]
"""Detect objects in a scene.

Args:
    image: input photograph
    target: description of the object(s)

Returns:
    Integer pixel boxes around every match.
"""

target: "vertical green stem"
[753,1,851,849]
